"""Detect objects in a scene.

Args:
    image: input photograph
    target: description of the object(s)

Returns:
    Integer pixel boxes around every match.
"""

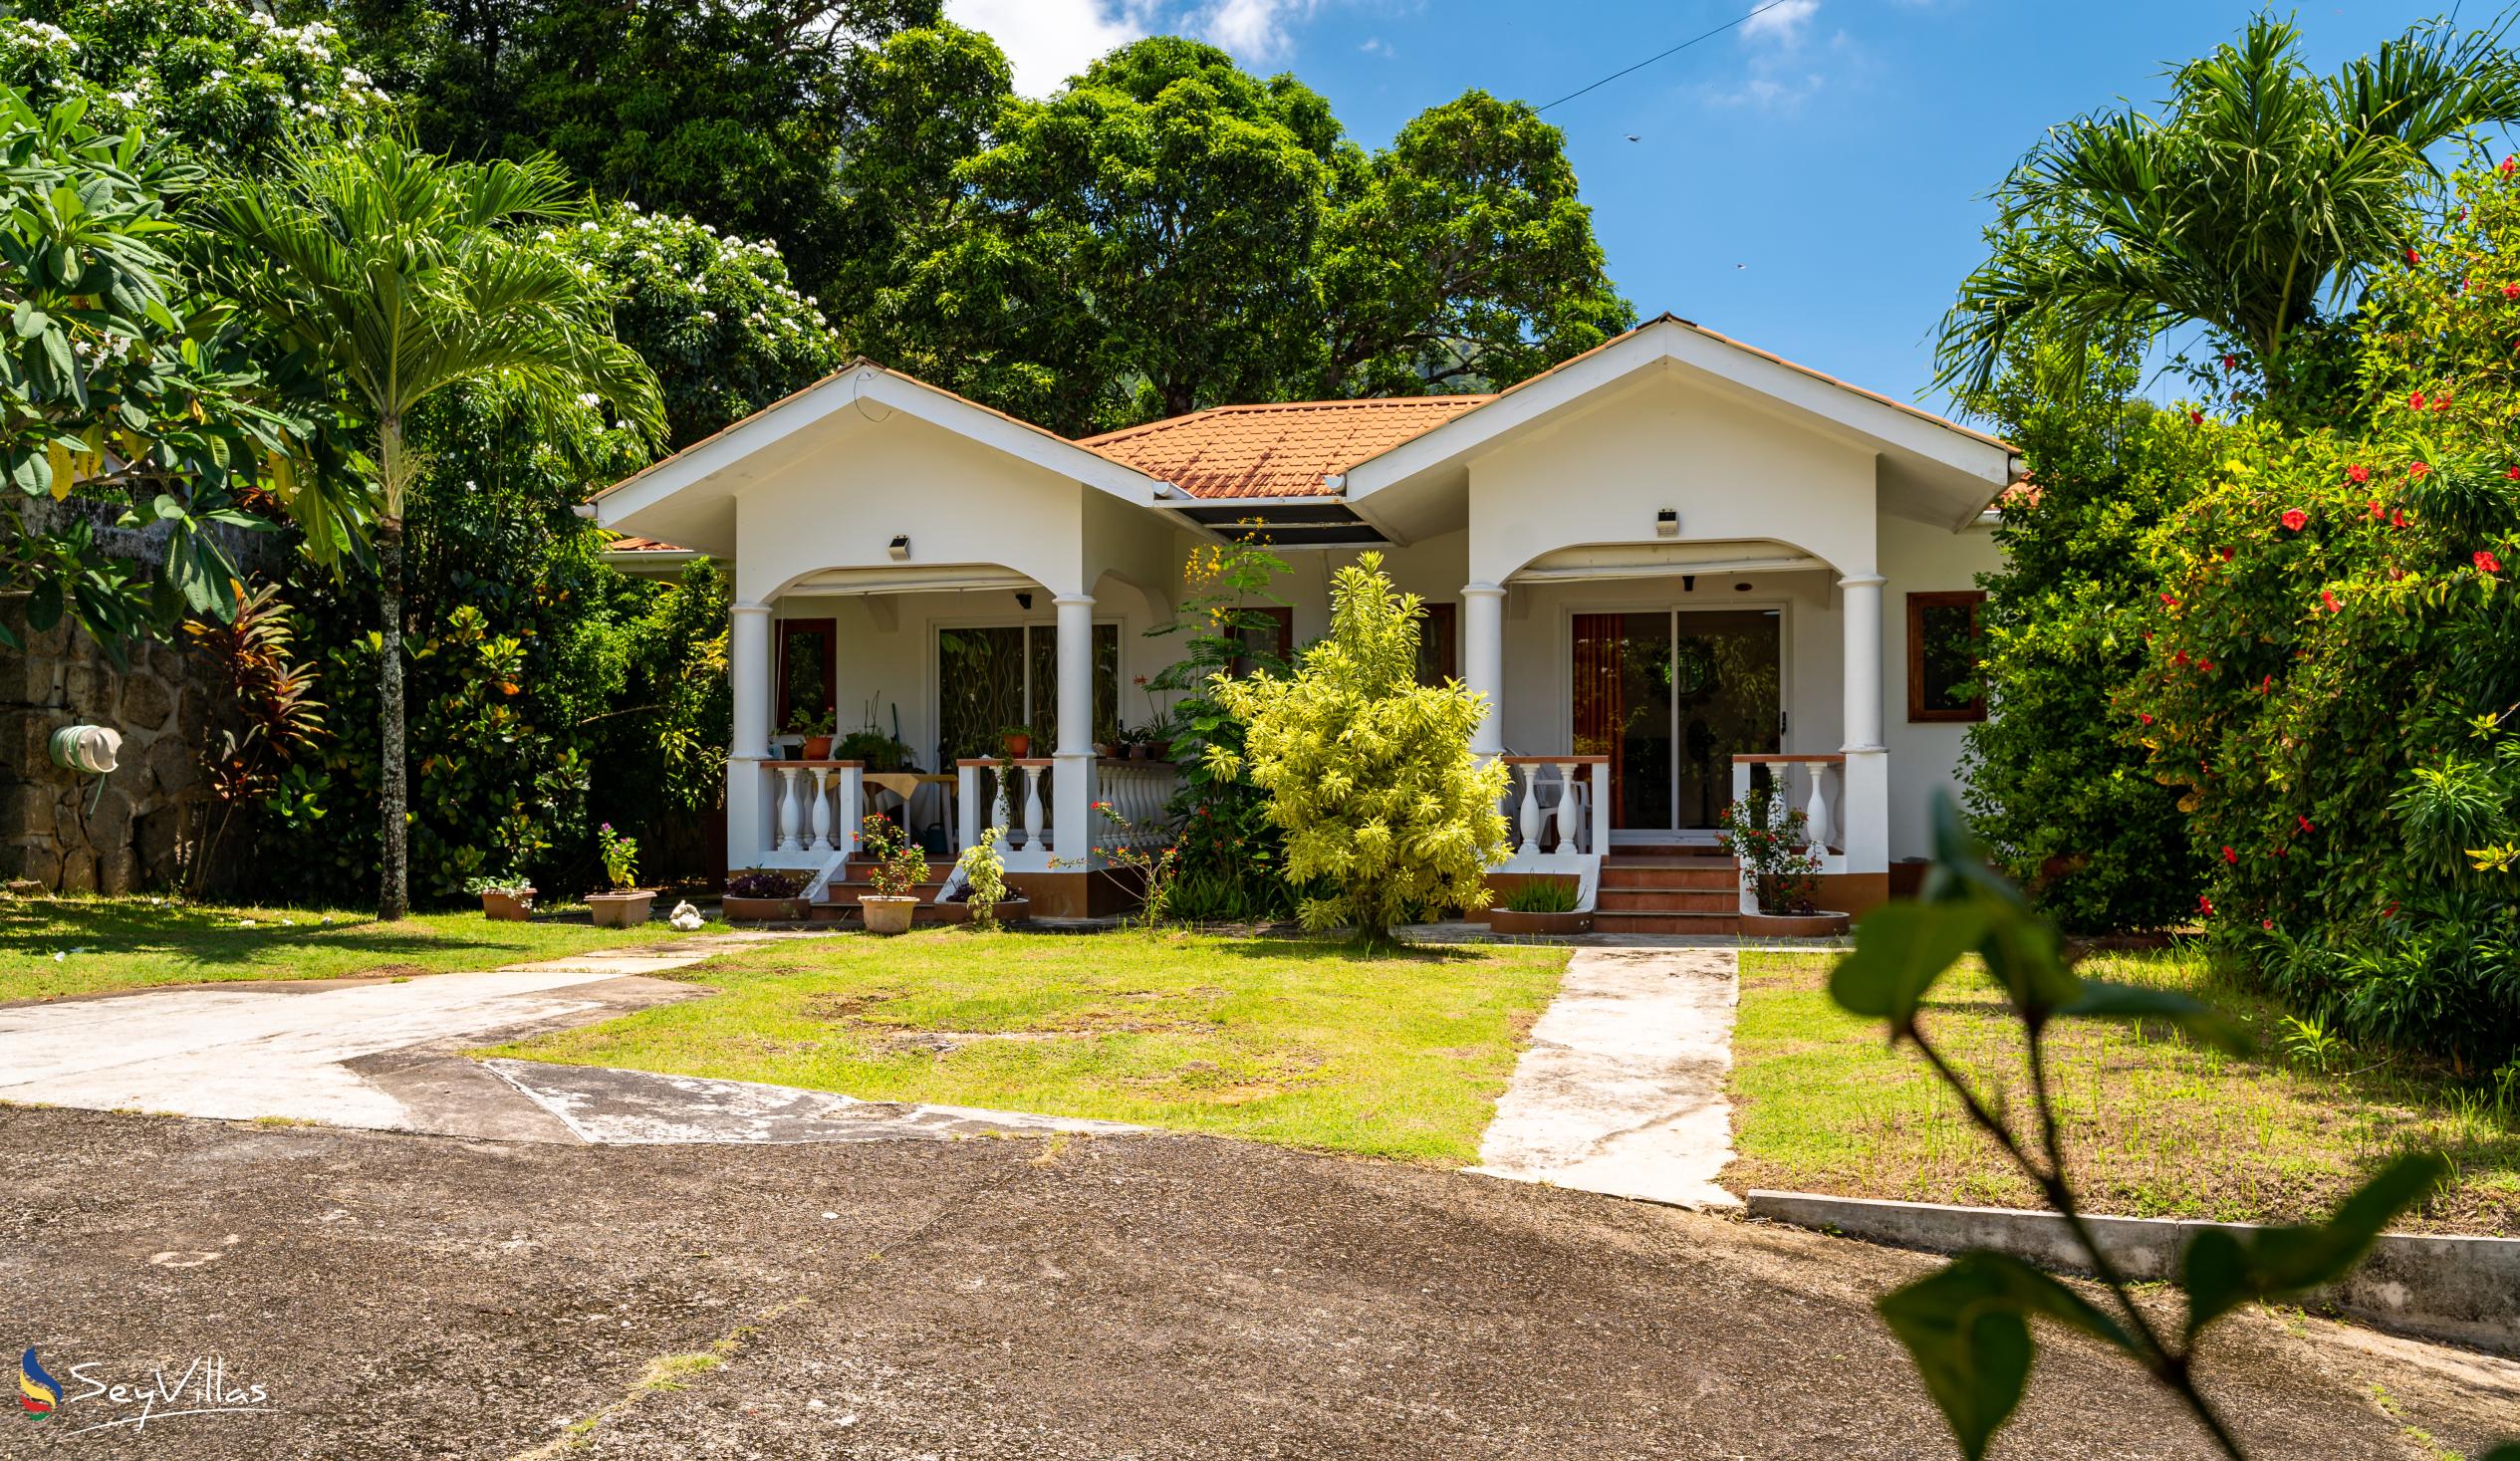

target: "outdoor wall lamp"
[1655,508,1679,537]
[887,534,910,561]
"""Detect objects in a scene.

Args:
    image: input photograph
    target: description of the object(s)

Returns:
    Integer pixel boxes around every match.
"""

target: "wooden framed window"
[1414,602,1458,686]
[775,618,837,735]
[1906,591,1987,723]
[1230,607,1296,676]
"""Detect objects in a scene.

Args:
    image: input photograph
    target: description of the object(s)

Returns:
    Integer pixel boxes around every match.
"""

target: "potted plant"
[1121,722,1168,761]
[948,826,1028,927]
[789,705,837,760]
[586,824,655,927]
[467,872,536,921]
[857,812,930,935]
[1000,724,1033,759]
[1487,877,1590,935]
[723,868,809,921]
[834,728,908,771]
[1719,796,1850,937]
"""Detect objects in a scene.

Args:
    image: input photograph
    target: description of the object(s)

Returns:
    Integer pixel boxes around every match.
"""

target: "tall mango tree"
[203,136,661,919]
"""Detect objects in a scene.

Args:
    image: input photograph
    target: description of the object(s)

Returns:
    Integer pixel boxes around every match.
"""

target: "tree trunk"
[377,517,410,920]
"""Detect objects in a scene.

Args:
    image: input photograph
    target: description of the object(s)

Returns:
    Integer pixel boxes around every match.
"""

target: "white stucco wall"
[1880,509,2003,860]
[1463,370,1881,585]
[733,411,1090,603]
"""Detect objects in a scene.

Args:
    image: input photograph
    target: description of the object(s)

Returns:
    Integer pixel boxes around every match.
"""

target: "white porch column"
[1462,582,1507,757]
[1839,575,1887,753]
[725,601,774,868]
[1053,594,1096,857]
[1838,574,1890,878]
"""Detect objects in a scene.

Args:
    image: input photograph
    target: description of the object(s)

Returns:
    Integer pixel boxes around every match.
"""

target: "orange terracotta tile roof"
[1079,396,1492,499]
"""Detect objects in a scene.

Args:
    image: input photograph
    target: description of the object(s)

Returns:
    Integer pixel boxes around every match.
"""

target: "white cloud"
[945,0,1322,93]
[1740,0,1819,45]
[1202,0,1313,62]
[942,0,1154,97]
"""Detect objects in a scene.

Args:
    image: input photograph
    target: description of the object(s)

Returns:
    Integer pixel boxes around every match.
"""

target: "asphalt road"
[1,1105,2512,1460]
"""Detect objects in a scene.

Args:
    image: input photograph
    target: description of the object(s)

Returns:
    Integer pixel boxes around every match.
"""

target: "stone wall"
[0,498,274,894]
[0,608,208,892]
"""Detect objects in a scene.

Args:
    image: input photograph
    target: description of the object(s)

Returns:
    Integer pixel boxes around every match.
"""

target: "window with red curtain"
[1572,613,1628,828]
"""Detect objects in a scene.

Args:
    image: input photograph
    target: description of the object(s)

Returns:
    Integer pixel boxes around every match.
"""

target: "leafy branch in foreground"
[1832,792,2492,1459]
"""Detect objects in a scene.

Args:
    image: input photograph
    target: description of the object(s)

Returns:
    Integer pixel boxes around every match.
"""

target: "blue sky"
[943,1,2498,413]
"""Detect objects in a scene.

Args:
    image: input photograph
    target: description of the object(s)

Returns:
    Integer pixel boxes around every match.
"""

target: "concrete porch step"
[1596,887,1738,913]
[1600,863,1739,891]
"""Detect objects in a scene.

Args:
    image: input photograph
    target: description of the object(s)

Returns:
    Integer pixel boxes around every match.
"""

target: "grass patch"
[489,929,1569,1164]
[1728,946,2520,1235]
[0,895,727,1004]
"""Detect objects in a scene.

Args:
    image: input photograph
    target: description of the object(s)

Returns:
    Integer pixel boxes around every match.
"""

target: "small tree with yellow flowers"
[1207,553,1508,941]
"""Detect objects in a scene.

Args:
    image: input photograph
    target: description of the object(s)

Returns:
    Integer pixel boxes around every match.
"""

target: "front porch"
[727,578,1188,919]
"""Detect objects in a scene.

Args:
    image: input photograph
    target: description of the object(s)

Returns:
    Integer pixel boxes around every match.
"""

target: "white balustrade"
[1020,765,1045,853]
[746,761,867,871]
[808,767,833,852]
[1497,758,1606,866]
[1728,755,1848,870]
[775,766,804,852]
[1092,758,1185,854]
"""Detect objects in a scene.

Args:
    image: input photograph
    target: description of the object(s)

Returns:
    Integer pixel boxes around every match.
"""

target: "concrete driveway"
[0,936,1132,1145]
[1,1105,2513,1459]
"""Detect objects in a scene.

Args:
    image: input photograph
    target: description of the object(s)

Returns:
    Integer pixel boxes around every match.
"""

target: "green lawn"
[1727,947,2520,1235]
[489,929,1570,1163]
[0,896,727,1004]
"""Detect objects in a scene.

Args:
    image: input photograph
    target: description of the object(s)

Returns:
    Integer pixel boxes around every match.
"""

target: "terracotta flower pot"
[586,889,656,928]
[1002,732,1032,759]
[860,894,919,935]
[721,895,807,922]
[801,735,835,760]
[480,888,536,922]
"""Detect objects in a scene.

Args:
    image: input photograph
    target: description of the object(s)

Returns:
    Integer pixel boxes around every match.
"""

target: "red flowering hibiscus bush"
[2129,159,2520,1066]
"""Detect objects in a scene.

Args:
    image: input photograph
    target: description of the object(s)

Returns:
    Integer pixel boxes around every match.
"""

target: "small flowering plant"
[1718,794,1823,916]
[1078,801,1184,933]
[859,813,930,899]
[595,823,639,890]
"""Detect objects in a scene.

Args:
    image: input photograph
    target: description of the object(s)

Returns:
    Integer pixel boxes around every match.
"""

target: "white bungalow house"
[588,314,2018,926]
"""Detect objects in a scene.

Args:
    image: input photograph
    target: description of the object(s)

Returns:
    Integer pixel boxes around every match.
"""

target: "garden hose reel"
[47,724,121,819]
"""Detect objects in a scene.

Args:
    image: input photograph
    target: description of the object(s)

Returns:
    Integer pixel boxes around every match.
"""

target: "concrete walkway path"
[0,934,1131,1146]
[1471,946,1740,1209]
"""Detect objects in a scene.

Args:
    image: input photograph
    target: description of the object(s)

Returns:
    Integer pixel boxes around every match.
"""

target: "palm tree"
[1934,14,2520,404]
[204,136,662,919]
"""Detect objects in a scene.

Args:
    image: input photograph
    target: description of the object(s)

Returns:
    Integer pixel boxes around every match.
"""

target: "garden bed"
[1726,947,2520,1235]
[486,930,1568,1163]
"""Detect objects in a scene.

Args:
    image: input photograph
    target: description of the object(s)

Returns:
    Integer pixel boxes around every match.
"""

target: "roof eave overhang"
[1341,320,2019,511]
[588,363,1169,535]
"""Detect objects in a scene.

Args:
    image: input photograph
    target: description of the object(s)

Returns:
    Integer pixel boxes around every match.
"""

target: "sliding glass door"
[1571,609,1781,838]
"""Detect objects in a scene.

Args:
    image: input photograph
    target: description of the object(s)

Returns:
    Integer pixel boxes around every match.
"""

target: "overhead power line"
[1535,0,1802,114]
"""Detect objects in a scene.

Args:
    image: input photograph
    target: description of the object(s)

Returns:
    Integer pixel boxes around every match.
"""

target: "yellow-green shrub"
[1209,554,1507,940]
